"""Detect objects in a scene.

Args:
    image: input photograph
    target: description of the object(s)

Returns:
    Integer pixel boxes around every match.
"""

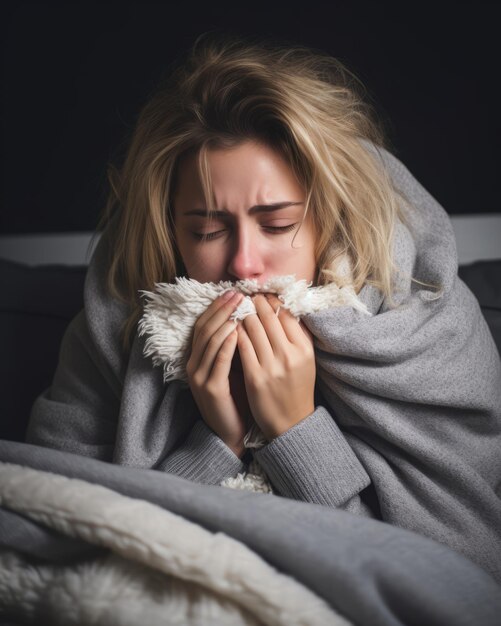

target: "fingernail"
[221,290,235,301]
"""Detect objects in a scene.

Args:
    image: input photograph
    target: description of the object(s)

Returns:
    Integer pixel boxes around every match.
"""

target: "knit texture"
[137,267,370,493]
[26,141,501,584]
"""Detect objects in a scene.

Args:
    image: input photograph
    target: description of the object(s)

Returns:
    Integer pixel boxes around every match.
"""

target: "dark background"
[1,2,499,235]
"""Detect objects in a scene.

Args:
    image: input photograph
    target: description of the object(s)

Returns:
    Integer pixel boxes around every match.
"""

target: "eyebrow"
[182,201,303,217]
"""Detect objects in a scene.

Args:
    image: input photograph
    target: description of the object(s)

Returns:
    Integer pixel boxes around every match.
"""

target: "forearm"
[253,406,374,512]
[158,419,247,485]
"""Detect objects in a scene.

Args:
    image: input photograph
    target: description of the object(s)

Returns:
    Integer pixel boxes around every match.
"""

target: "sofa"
[1,255,500,444]
[1,254,501,625]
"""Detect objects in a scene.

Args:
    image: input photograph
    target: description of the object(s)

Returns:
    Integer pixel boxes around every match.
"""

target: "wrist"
[225,440,246,459]
[264,404,315,440]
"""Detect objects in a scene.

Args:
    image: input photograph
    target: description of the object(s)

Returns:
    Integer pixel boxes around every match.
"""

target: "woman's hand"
[236,293,316,441]
[186,290,250,458]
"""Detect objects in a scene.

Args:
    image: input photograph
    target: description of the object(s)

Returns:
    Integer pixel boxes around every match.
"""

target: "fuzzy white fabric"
[220,453,275,494]
[0,462,347,626]
[138,269,370,387]
[137,268,370,494]
[0,550,266,626]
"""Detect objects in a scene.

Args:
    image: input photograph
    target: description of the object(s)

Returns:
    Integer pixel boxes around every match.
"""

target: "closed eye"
[263,222,297,235]
[192,223,299,241]
[192,229,225,241]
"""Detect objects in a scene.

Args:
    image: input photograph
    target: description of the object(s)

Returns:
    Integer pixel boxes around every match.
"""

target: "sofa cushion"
[458,259,501,358]
[0,258,87,442]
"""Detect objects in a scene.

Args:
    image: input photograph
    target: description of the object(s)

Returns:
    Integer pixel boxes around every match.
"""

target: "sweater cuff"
[253,406,371,507]
[159,419,246,486]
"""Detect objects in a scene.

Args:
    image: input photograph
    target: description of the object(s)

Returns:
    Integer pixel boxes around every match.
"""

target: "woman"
[26,34,501,583]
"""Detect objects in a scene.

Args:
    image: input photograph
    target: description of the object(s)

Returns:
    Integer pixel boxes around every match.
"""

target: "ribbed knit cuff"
[253,406,371,507]
[160,420,246,485]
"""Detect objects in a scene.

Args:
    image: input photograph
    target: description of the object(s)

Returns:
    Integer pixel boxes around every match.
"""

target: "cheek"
[179,243,227,281]
[279,231,317,279]
[276,228,316,258]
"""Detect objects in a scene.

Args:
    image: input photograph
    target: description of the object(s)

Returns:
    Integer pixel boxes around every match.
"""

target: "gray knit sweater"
[26,143,501,584]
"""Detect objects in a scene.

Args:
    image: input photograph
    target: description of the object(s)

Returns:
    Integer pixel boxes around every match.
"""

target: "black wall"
[2,2,499,235]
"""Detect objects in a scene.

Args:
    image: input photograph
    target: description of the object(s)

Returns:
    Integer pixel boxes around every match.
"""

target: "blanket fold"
[2,440,501,626]
[24,142,501,587]
[0,459,342,626]
[298,146,501,581]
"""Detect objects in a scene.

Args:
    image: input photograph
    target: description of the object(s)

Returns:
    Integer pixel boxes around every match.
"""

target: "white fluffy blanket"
[137,270,369,494]
[0,462,347,626]
[137,270,369,386]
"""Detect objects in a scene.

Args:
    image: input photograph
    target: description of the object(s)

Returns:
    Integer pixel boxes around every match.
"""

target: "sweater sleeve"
[253,405,375,514]
[26,310,246,486]
[25,310,120,461]
[158,419,247,485]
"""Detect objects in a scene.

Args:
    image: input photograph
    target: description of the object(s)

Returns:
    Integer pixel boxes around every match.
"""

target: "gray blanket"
[1,439,500,626]
[299,144,501,581]
[7,143,501,622]
[25,144,501,584]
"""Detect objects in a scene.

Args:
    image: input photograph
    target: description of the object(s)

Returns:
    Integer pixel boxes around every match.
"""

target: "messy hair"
[90,32,437,356]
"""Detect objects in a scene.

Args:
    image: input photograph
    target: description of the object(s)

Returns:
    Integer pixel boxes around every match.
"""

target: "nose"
[226,225,265,281]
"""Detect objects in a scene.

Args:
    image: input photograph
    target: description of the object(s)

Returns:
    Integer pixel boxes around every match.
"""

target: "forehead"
[173,140,303,202]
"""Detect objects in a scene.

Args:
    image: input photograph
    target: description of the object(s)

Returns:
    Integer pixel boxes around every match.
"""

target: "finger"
[236,323,260,373]
[249,293,291,357]
[208,326,238,383]
[299,320,315,345]
[193,291,241,343]
[194,319,238,383]
[242,295,278,365]
[264,293,305,346]
[190,292,243,368]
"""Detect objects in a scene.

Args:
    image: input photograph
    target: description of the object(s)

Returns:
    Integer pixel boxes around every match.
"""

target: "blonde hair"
[90,33,437,356]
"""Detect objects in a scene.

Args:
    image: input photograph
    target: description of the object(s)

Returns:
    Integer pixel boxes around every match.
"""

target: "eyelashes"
[192,223,299,241]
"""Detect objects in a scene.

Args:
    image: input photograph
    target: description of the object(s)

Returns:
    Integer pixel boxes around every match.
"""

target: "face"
[172,140,318,285]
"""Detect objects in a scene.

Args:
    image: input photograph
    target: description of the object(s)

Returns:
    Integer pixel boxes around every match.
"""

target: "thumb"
[299,320,315,344]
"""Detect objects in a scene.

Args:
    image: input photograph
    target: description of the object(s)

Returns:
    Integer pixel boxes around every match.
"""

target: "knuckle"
[272,365,287,382]
[191,372,204,388]
[214,349,230,367]
[247,372,264,391]
[282,352,296,370]
[301,336,314,354]
[217,335,235,360]
[205,381,219,397]
[198,325,213,343]
[238,339,250,354]
[207,332,222,351]
[205,380,216,396]
[207,329,226,350]
[304,343,315,359]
